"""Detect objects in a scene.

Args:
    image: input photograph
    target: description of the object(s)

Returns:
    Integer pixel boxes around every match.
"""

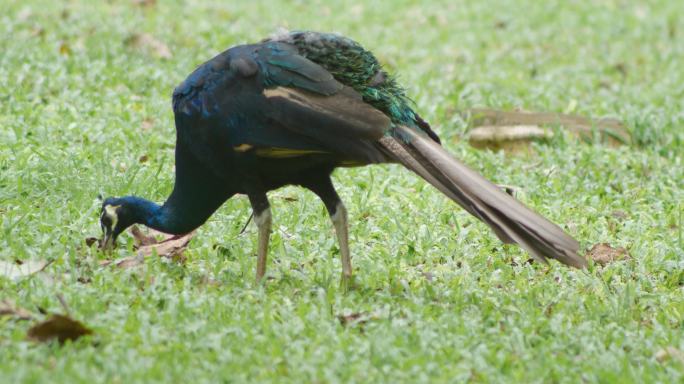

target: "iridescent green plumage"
[266,31,423,130]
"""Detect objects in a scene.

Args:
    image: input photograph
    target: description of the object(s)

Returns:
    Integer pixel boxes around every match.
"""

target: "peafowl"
[100,31,586,283]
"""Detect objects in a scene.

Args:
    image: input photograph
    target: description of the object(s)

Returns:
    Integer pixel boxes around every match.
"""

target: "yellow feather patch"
[338,160,365,167]
[255,147,330,158]
[233,144,254,152]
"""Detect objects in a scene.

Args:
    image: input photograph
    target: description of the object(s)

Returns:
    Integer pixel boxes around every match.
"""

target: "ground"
[1,0,683,383]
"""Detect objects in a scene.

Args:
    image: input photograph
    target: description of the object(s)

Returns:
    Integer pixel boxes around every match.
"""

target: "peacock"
[100,31,586,283]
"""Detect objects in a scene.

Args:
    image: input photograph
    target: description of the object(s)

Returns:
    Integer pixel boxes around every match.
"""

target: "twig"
[55,294,70,316]
[239,212,254,235]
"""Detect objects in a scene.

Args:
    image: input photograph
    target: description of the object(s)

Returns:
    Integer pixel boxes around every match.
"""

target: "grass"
[1,0,683,382]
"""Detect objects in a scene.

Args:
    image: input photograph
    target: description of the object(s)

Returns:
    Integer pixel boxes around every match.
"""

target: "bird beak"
[101,228,115,250]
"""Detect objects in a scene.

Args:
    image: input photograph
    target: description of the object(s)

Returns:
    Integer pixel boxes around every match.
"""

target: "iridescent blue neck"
[119,195,210,235]
[119,141,235,235]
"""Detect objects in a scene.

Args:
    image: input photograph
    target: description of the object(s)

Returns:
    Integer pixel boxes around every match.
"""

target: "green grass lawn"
[1,0,683,382]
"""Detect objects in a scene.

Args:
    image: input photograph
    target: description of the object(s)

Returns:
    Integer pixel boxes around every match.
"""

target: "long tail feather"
[379,125,586,268]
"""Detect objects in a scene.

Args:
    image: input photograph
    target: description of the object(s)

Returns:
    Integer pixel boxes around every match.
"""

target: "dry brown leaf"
[0,299,34,320]
[470,124,552,143]
[141,118,154,131]
[130,225,159,246]
[125,33,171,59]
[85,237,99,247]
[465,108,630,152]
[0,259,51,280]
[98,259,113,267]
[611,210,628,220]
[133,227,194,261]
[337,312,380,329]
[98,227,193,269]
[656,347,684,364]
[114,255,145,269]
[338,312,369,327]
[587,243,631,266]
[27,314,93,344]
[58,41,71,56]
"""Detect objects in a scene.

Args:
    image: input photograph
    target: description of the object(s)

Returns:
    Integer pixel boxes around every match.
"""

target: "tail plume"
[379,125,586,268]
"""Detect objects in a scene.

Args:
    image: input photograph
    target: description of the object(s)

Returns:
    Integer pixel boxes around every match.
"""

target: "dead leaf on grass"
[125,33,171,59]
[0,259,52,280]
[113,255,145,269]
[99,226,194,268]
[98,259,113,267]
[611,210,628,220]
[96,226,194,269]
[130,225,159,246]
[587,243,631,266]
[98,255,143,269]
[85,237,99,247]
[133,226,194,260]
[141,118,154,131]
[656,347,684,364]
[58,41,71,56]
[27,314,93,344]
[0,299,34,320]
[465,108,630,152]
[337,312,379,329]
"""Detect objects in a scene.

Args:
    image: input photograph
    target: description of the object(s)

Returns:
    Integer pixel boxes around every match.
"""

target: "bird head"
[99,197,137,249]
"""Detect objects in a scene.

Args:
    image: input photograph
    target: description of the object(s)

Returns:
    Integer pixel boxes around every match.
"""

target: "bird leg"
[249,194,272,283]
[330,201,352,281]
[307,178,353,286]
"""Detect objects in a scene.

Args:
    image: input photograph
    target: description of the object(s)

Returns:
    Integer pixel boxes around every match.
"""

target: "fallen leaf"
[138,154,149,163]
[134,227,194,261]
[587,243,630,266]
[130,225,159,246]
[98,259,113,267]
[611,210,628,220]
[58,41,71,56]
[141,118,154,130]
[125,33,171,59]
[0,259,51,280]
[465,108,630,152]
[656,347,684,364]
[494,20,508,29]
[337,311,380,329]
[85,237,99,247]
[338,312,369,327]
[0,299,34,320]
[98,227,194,269]
[99,254,144,270]
[114,256,145,269]
[468,125,553,152]
[27,314,92,344]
